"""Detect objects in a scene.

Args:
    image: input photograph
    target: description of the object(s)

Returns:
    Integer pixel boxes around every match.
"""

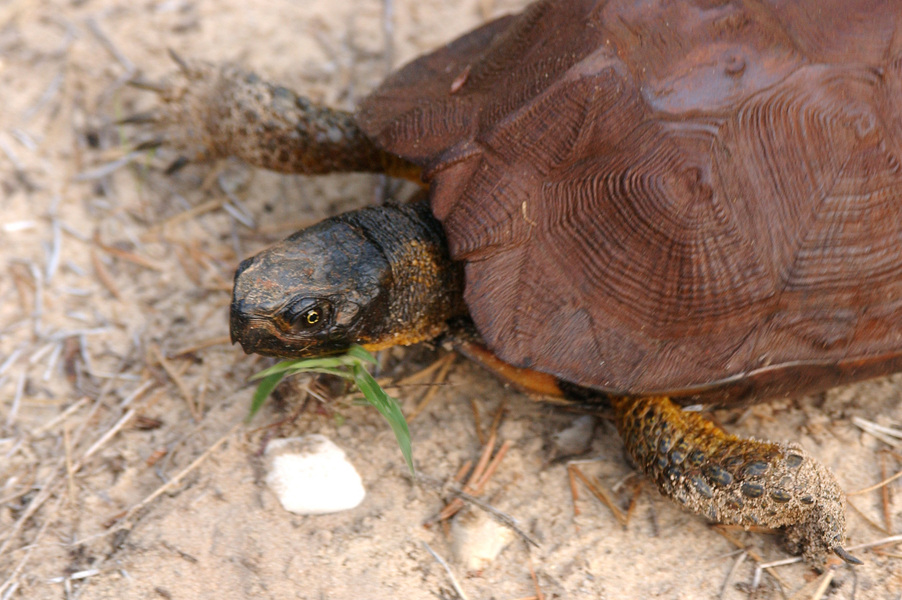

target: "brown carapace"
[142,0,902,564]
[358,0,902,401]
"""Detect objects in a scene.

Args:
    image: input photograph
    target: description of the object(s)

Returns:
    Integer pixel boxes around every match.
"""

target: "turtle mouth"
[228,306,274,355]
[228,297,295,356]
[229,316,321,357]
[229,297,354,358]
[228,305,258,350]
[229,257,266,350]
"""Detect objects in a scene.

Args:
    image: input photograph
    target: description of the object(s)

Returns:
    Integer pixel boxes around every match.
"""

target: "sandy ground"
[1,1,902,598]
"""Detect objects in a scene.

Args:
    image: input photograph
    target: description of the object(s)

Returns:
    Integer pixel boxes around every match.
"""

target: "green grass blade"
[352,363,414,474]
[249,355,362,381]
[247,370,286,421]
[346,344,377,364]
[248,359,298,381]
[247,344,415,472]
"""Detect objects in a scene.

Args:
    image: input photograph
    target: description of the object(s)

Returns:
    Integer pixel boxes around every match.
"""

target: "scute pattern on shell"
[358,0,902,400]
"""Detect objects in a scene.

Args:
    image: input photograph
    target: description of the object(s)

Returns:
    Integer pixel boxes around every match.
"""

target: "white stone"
[551,415,596,456]
[450,509,517,571]
[265,435,365,515]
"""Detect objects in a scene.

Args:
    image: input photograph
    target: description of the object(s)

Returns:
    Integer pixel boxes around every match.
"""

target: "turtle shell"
[357,0,902,402]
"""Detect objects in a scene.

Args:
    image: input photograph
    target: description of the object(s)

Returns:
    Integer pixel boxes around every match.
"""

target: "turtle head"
[230,200,466,358]
[230,217,393,357]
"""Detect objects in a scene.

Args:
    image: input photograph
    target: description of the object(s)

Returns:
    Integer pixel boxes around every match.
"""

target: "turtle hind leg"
[610,395,857,564]
[127,53,422,181]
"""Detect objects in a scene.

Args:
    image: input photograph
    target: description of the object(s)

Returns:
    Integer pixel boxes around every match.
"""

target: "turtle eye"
[287,300,332,333]
[303,308,321,326]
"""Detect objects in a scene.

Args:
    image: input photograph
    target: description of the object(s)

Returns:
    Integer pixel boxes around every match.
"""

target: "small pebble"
[450,509,516,571]
[265,435,365,515]
[551,415,596,456]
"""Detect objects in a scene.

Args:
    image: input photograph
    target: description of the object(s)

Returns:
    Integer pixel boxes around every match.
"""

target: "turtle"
[140,0,902,564]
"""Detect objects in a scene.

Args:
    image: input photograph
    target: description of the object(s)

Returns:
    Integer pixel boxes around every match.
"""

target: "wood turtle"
[142,0,902,563]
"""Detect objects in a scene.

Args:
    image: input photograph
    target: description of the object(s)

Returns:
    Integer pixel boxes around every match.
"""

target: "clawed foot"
[124,51,230,168]
[123,51,411,179]
[612,395,859,565]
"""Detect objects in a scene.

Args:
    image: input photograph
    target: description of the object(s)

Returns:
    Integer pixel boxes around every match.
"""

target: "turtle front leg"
[610,395,858,564]
[129,54,421,181]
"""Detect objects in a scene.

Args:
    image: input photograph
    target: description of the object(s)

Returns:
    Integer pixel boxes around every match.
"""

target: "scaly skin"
[612,396,852,562]
[140,57,422,181]
[230,196,467,358]
[228,198,855,563]
[136,60,857,564]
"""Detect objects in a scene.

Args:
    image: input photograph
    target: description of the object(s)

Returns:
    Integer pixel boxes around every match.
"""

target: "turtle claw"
[613,395,854,565]
[120,57,226,167]
[833,546,863,565]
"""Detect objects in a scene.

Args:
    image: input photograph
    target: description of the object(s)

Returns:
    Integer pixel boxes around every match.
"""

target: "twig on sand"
[853,417,902,448]
[714,528,791,592]
[718,551,747,600]
[0,496,62,598]
[422,541,469,600]
[848,465,902,496]
[846,533,902,553]
[415,472,539,549]
[110,423,240,526]
[408,354,455,421]
[150,344,199,421]
[32,396,90,435]
[91,251,122,300]
[75,409,136,471]
[783,567,835,600]
[567,463,627,526]
[141,199,224,240]
[73,151,146,181]
[450,488,539,549]
[85,17,135,75]
[6,372,26,427]
[526,552,545,600]
[437,432,511,521]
